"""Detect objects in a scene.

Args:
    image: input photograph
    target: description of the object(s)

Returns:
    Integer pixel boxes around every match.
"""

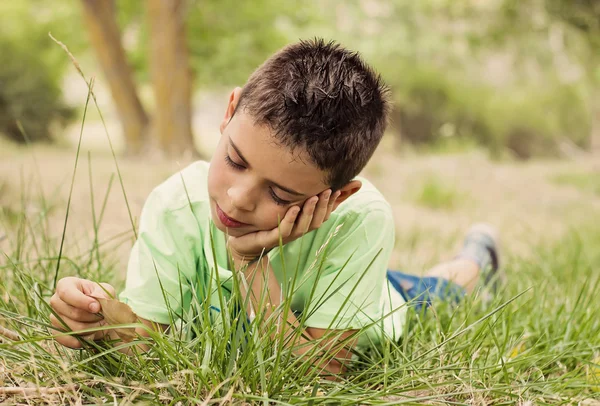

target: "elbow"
[320,360,345,381]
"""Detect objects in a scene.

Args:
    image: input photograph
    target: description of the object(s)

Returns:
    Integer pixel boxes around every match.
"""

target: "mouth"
[216,204,249,228]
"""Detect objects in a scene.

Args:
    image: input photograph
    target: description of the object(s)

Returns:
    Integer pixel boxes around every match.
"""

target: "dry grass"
[2,136,599,277]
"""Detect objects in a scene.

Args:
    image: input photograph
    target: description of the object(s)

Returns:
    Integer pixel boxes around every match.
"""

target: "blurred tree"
[115,0,313,86]
[147,0,195,157]
[81,0,149,155]
[79,0,311,157]
[81,0,193,157]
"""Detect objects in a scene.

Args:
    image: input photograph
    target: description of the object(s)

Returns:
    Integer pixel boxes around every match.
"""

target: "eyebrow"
[229,139,306,197]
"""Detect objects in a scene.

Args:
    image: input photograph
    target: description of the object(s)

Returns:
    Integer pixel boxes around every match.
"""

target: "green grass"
[1,139,599,404]
[0,183,22,228]
[411,175,466,211]
[552,171,600,197]
[1,174,600,404]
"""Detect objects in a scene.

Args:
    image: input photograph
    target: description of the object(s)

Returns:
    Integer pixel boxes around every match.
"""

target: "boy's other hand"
[49,277,115,348]
[228,189,340,264]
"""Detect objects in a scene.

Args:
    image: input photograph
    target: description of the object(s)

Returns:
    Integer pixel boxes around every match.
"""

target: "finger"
[50,313,104,340]
[294,197,318,235]
[57,278,112,313]
[54,334,83,349]
[50,294,103,323]
[240,206,300,251]
[276,205,301,238]
[56,277,99,313]
[49,315,86,349]
[51,327,94,348]
[323,191,340,222]
[309,190,332,229]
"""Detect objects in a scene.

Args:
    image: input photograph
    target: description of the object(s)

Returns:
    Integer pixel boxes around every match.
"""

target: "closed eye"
[225,154,245,170]
[269,187,291,206]
[226,154,291,206]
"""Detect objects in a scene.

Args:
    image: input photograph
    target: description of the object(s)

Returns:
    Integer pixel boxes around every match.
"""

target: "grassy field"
[1,128,600,404]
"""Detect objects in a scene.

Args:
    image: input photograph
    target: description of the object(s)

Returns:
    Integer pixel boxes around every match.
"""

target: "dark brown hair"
[237,38,391,190]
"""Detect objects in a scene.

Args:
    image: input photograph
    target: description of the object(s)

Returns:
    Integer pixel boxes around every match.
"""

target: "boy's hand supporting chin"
[227,189,353,377]
[227,189,339,266]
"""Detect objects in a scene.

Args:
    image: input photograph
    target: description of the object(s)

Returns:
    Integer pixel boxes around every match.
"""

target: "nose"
[227,182,256,212]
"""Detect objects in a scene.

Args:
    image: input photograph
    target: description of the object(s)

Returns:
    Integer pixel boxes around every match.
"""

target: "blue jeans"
[387,270,466,312]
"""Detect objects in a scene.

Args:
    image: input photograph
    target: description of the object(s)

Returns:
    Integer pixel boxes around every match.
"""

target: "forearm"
[237,256,345,375]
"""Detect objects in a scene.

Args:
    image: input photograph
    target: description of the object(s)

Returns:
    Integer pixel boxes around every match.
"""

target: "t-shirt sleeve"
[301,205,394,331]
[119,187,201,325]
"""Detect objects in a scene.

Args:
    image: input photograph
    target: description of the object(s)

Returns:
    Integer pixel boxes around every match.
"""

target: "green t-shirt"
[120,161,406,348]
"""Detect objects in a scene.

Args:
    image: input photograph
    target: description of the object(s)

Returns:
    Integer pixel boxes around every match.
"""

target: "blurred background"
[0,0,599,275]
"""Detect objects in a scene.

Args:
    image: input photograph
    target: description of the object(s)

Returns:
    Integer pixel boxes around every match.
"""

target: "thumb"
[228,232,264,258]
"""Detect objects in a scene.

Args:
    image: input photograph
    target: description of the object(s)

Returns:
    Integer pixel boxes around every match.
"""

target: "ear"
[332,180,362,212]
[220,87,243,134]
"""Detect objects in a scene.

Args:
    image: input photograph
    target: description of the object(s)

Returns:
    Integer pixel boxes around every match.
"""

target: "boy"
[50,39,499,375]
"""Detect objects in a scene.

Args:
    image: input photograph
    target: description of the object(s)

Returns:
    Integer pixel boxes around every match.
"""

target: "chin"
[221,226,250,238]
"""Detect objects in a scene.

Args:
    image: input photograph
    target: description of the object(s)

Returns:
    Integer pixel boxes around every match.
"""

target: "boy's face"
[208,89,331,238]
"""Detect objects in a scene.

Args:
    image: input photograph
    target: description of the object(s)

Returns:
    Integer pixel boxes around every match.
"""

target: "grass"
[1,44,599,405]
[1,169,600,404]
[552,171,600,197]
[411,175,466,211]
[1,132,599,404]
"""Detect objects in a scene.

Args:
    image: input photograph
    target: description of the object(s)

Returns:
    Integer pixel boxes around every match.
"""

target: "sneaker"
[461,223,503,291]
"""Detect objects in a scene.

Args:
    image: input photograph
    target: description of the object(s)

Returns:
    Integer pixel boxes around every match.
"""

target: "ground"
[1,98,599,404]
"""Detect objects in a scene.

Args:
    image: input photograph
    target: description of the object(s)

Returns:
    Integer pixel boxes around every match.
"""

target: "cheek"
[208,138,229,194]
[207,161,227,197]
[256,204,290,230]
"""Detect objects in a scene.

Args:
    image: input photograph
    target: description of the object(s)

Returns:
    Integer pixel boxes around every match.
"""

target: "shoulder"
[318,176,394,247]
[334,176,393,221]
[145,160,211,214]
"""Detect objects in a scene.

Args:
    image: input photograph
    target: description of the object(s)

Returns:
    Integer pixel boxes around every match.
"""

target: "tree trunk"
[147,0,197,158]
[81,0,149,155]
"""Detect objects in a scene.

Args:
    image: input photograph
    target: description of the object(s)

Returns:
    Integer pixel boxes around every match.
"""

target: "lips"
[216,204,248,228]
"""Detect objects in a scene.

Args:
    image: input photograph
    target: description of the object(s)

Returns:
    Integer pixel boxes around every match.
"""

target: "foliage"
[0,2,86,73]
[0,37,74,143]
[186,0,315,86]
[0,0,314,144]
[114,0,315,86]
[385,63,590,158]
[514,0,600,52]
[301,1,597,158]
[2,0,599,154]
[0,2,80,143]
